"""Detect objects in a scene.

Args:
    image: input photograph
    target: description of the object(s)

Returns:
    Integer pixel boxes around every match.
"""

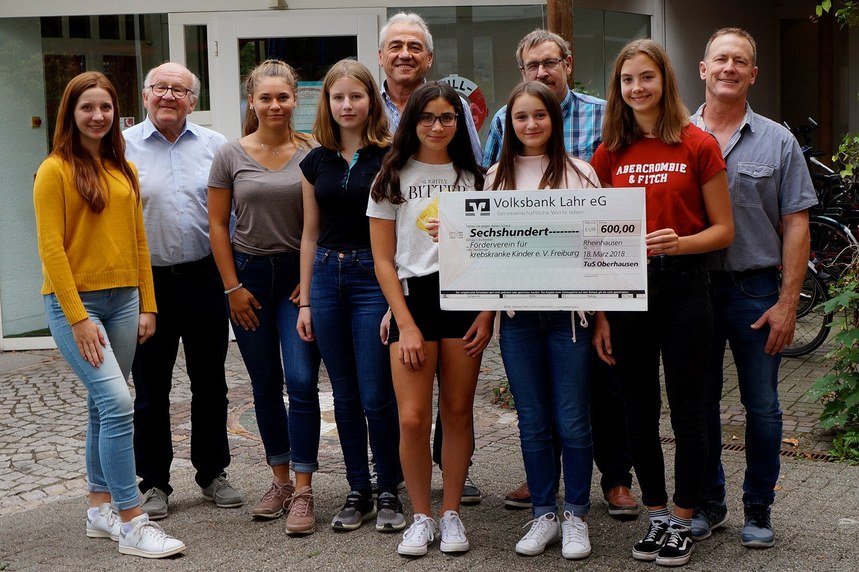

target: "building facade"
[0,0,854,349]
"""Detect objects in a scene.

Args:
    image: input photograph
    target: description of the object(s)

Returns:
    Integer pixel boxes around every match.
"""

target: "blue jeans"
[608,258,711,509]
[44,288,140,510]
[499,311,594,517]
[703,269,782,507]
[311,248,401,492]
[231,251,321,472]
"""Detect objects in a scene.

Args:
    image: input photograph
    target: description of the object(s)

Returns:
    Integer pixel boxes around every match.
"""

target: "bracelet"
[299,304,311,308]
[224,283,243,295]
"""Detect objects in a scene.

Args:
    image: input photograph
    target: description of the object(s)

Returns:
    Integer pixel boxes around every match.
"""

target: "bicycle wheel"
[809,215,859,280]
[783,267,832,357]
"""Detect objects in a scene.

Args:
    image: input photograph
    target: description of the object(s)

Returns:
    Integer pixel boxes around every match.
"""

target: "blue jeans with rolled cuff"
[231,251,321,472]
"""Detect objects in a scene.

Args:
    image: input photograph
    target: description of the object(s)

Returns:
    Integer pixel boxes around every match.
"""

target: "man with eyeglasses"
[123,62,242,519]
[482,29,639,520]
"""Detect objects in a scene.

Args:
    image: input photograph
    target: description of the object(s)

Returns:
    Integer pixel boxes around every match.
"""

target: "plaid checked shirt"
[482,89,606,167]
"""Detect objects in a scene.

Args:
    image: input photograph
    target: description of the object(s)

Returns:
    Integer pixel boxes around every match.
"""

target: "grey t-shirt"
[208,141,309,255]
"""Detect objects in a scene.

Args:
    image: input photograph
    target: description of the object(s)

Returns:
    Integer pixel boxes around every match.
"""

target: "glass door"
[170,9,383,141]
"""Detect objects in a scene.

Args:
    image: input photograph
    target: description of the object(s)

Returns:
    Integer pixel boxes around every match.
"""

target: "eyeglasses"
[149,84,192,99]
[520,58,565,75]
[418,112,458,127]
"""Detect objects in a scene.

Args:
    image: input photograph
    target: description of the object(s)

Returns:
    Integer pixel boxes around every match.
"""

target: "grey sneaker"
[201,474,244,508]
[460,475,482,505]
[331,490,377,530]
[691,501,729,541]
[140,488,169,521]
[375,492,406,532]
[741,504,774,548]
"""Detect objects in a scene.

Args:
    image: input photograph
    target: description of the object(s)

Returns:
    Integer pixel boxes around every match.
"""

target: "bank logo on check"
[465,198,490,216]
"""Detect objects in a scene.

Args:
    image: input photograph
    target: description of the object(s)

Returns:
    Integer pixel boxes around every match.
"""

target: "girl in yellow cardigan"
[33,71,184,559]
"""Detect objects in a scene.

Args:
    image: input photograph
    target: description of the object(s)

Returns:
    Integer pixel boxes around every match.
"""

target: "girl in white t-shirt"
[487,81,599,561]
[367,82,494,557]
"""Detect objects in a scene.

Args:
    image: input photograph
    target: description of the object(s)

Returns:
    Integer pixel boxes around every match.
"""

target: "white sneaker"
[561,511,591,559]
[515,512,561,556]
[398,513,436,557]
[439,510,470,553]
[118,513,186,559]
[86,503,120,541]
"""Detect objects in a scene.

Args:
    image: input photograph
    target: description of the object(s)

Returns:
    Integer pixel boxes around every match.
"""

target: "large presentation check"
[438,188,647,311]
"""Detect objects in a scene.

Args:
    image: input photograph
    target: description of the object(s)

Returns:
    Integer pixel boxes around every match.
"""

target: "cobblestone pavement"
[0,336,836,518]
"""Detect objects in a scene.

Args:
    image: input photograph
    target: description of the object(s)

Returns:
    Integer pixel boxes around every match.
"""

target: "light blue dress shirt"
[123,117,227,267]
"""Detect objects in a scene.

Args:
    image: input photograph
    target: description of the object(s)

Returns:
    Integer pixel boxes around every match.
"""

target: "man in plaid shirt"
[482,29,604,165]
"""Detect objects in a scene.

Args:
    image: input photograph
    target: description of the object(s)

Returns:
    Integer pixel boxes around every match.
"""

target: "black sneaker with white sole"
[655,526,694,567]
[331,490,376,531]
[632,520,670,561]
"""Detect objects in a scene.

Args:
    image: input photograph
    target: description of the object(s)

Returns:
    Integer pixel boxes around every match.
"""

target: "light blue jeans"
[45,288,140,510]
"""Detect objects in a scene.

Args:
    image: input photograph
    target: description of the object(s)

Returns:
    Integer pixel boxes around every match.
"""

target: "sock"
[669,514,692,531]
[648,507,670,525]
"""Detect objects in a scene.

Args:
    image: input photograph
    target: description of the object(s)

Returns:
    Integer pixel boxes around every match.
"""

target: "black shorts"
[388,272,479,343]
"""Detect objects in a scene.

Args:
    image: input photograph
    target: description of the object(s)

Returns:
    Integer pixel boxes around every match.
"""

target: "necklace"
[257,135,292,156]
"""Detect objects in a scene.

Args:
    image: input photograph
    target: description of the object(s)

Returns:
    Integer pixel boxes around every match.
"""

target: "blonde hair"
[313,59,390,150]
[242,59,313,149]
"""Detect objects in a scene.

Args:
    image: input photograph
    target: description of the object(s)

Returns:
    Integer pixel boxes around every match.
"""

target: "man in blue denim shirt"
[691,28,816,549]
[124,62,242,519]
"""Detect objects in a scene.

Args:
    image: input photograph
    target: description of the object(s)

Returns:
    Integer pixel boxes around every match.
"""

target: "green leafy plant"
[833,131,859,180]
[816,1,859,26]
[806,253,859,463]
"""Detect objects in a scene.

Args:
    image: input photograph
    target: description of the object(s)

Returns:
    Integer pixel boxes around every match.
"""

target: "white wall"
[0,18,50,338]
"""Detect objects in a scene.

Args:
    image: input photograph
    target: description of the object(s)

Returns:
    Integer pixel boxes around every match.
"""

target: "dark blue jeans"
[310,248,401,493]
[499,311,594,517]
[703,269,782,507]
[607,258,711,509]
[231,251,321,472]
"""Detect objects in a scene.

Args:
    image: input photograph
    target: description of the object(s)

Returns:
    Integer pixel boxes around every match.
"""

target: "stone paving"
[0,336,836,518]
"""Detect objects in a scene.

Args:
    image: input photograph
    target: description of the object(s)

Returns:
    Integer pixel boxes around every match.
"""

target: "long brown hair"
[602,39,689,151]
[313,59,390,151]
[51,71,139,213]
[242,59,313,150]
[370,82,484,204]
[491,81,595,190]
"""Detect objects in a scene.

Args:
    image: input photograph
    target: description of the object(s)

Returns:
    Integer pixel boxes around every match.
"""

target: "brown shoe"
[251,478,294,519]
[604,485,639,517]
[285,485,316,535]
[504,481,532,509]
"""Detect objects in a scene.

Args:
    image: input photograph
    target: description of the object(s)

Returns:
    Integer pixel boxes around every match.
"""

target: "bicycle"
[782,261,832,357]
